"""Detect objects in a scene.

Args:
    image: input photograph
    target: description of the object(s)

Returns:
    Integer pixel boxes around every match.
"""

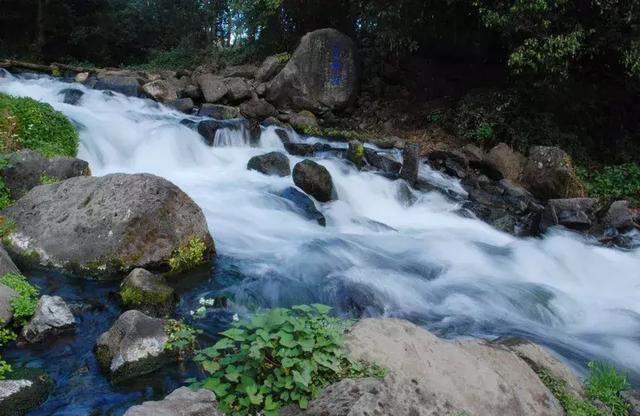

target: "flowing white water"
[2,73,640,378]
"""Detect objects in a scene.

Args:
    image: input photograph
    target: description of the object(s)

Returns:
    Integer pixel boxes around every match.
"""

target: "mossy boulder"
[0,368,53,415]
[1,173,215,277]
[523,146,584,200]
[346,141,364,169]
[120,268,175,317]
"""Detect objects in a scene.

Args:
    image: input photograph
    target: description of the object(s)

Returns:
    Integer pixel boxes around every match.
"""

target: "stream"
[1,72,639,415]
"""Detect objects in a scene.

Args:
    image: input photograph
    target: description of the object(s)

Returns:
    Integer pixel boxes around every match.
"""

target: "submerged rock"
[293,160,335,202]
[94,75,141,97]
[267,28,358,112]
[123,386,221,416]
[167,98,194,114]
[95,310,170,383]
[399,143,419,186]
[59,88,84,105]
[120,268,175,317]
[2,173,215,276]
[284,142,333,157]
[247,152,291,177]
[22,295,75,343]
[364,148,401,175]
[523,146,584,200]
[346,141,364,168]
[0,150,90,200]
[307,319,566,416]
[0,369,53,415]
[274,187,326,226]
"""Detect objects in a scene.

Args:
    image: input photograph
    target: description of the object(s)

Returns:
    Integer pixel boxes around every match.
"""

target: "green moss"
[299,125,376,143]
[120,285,173,307]
[168,237,208,274]
[39,174,58,185]
[275,52,291,63]
[0,92,79,158]
[347,141,365,168]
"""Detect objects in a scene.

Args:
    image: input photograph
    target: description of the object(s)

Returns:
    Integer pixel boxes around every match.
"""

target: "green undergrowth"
[168,237,208,274]
[577,163,640,205]
[126,47,197,71]
[298,125,375,143]
[0,92,79,158]
[538,361,630,416]
[0,273,39,379]
[165,319,200,359]
[191,305,385,416]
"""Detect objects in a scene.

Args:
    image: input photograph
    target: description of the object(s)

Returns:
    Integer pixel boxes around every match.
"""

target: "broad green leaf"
[220,327,246,341]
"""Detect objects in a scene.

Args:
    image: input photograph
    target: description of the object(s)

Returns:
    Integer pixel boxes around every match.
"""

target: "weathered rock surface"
[167,98,194,114]
[59,88,84,105]
[273,187,326,226]
[0,150,90,199]
[364,148,401,175]
[622,390,640,416]
[123,386,221,416]
[267,28,358,112]
[293,160,335,202]
[197,74,227,103]
[485,142,525,182]
[221,64,258,79]
[247,152,291,177]
[256,54,288,82]
[2,173,214,276]
[541,198,600,232]
[523,146,583,200]
[399,143,420,186]
[142,80,178,103]
[0,369,53,416]
[307,319,566,416]
[0,283,17,327]
[240,97,277,120]
[21,295,75,343]
[120,268,175,317]
[198,104,240,120]
[95,310,170,383]
[288,110,318,131]
[94,75,141,97]
[225,77,252,102]
[0,246,20,277]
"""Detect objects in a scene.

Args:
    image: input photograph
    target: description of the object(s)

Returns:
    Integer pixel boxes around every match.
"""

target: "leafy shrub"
[165,319,200,359]
[0,273,39,327]
[168,237,208,274]
[537,361,630,416]
[191,305,384,416]
[0,358,10,380]
[578,163,640,204]
[0,92,79,158]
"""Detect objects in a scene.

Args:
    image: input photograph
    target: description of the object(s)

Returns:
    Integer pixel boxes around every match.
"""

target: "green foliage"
[39,174,58,185]
[126,48,196,71]
[0,273,39,328]
[0,217,15,240]
[168,237,208,274]
[0,93,79,158]
[165,319,200,358]
[0,357,11,380]
[0,180,12,211]
[192,305,384,416]
[578,163,640,204]
[299,126,374,143]
[537,361,630,416]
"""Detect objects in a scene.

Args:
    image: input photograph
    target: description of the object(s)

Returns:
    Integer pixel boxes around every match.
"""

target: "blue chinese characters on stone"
[330,46,343,86]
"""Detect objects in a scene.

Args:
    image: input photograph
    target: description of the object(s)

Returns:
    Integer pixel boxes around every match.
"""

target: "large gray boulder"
[142,80,178,103]
[21,295,75,343]
[267,28,358,112]
[523,146,584,200]
[240,97,277,120]
[120,268,175,317]
[2,173,215,276]
[0,150,90,200]
[485,142,525,182]
[225,78,252,102]
[247,152,291,177]
[124,387,221,416]
[197,74,228,103]
[293,160,335,202]
[307,319,568,416]
[95,310,170,383]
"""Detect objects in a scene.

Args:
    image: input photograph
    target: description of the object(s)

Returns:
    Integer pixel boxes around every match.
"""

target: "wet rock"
[0,284,17,327]
[95,310,170,383]
[275,187,326,226]
[256,54,288,82]
[0,369,53,415]
[622,390,640,416]
[22,295,75,343]
[75,72,89,83]
[59,88,84,105]
[120,268,175,317]
[123,386,221,416]
[225,77,252,102]
[289,110,318,131]
[167,98,194,114]
[142,80,177,103]
[94,75,141,97]
[293,160,335,202]
[461,144,484,162]
[221,64,258,79]
[428,150,469,179]
[2,173,215,276]
[346,141,364,168]
[399,143,420,186]
[247,152,291,177]
[600,200,635,231]
[240,97,277,120]
[197,74,227,103]
[541,198,600,232]
[198,104,240,120]
[484,143,525,182]
[311,319,565,416]
[197,119,240,145]
[267,29,358,112]
[364,148,401,175]
[0,150,90,200]
[284,142,333,157]
[523,146,584,200]
[184,84,202,100]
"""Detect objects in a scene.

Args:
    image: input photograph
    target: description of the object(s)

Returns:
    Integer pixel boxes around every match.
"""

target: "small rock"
[289,110,318,131]
[22,295,75,343]
[167,98,194,114]
[346,141,364,168]
[59,88,84,105]
[198,104,240,120]
[293,160,335,202]
[184,84,201,100]
[74,72,89,83]
[399,143,420,186]
[364,148,401,175]
[240,97,277,120]
[542,198,600,231]
[284,143,333,157]
[95,310,170,383]
[247,152,291,177]
[428,150,469,179]
[120,269,175,317]
[621,390,640,416]
[142,80,178,103]
[274,187,326,226]
[601,200,635,231]
[94,75,141,97]
[123,386,221,416]
[225,77,252,102]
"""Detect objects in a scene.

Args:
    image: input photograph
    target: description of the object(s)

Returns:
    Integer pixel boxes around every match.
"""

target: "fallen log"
[0,59,96,75]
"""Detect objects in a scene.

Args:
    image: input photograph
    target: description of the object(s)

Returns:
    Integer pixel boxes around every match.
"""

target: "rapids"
[1,71,639,414]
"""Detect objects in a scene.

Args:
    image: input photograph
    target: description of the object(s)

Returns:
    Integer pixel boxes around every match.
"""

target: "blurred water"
[1,73,639,414]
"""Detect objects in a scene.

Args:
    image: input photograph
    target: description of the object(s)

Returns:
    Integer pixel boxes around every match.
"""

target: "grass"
[538,361,630,416]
